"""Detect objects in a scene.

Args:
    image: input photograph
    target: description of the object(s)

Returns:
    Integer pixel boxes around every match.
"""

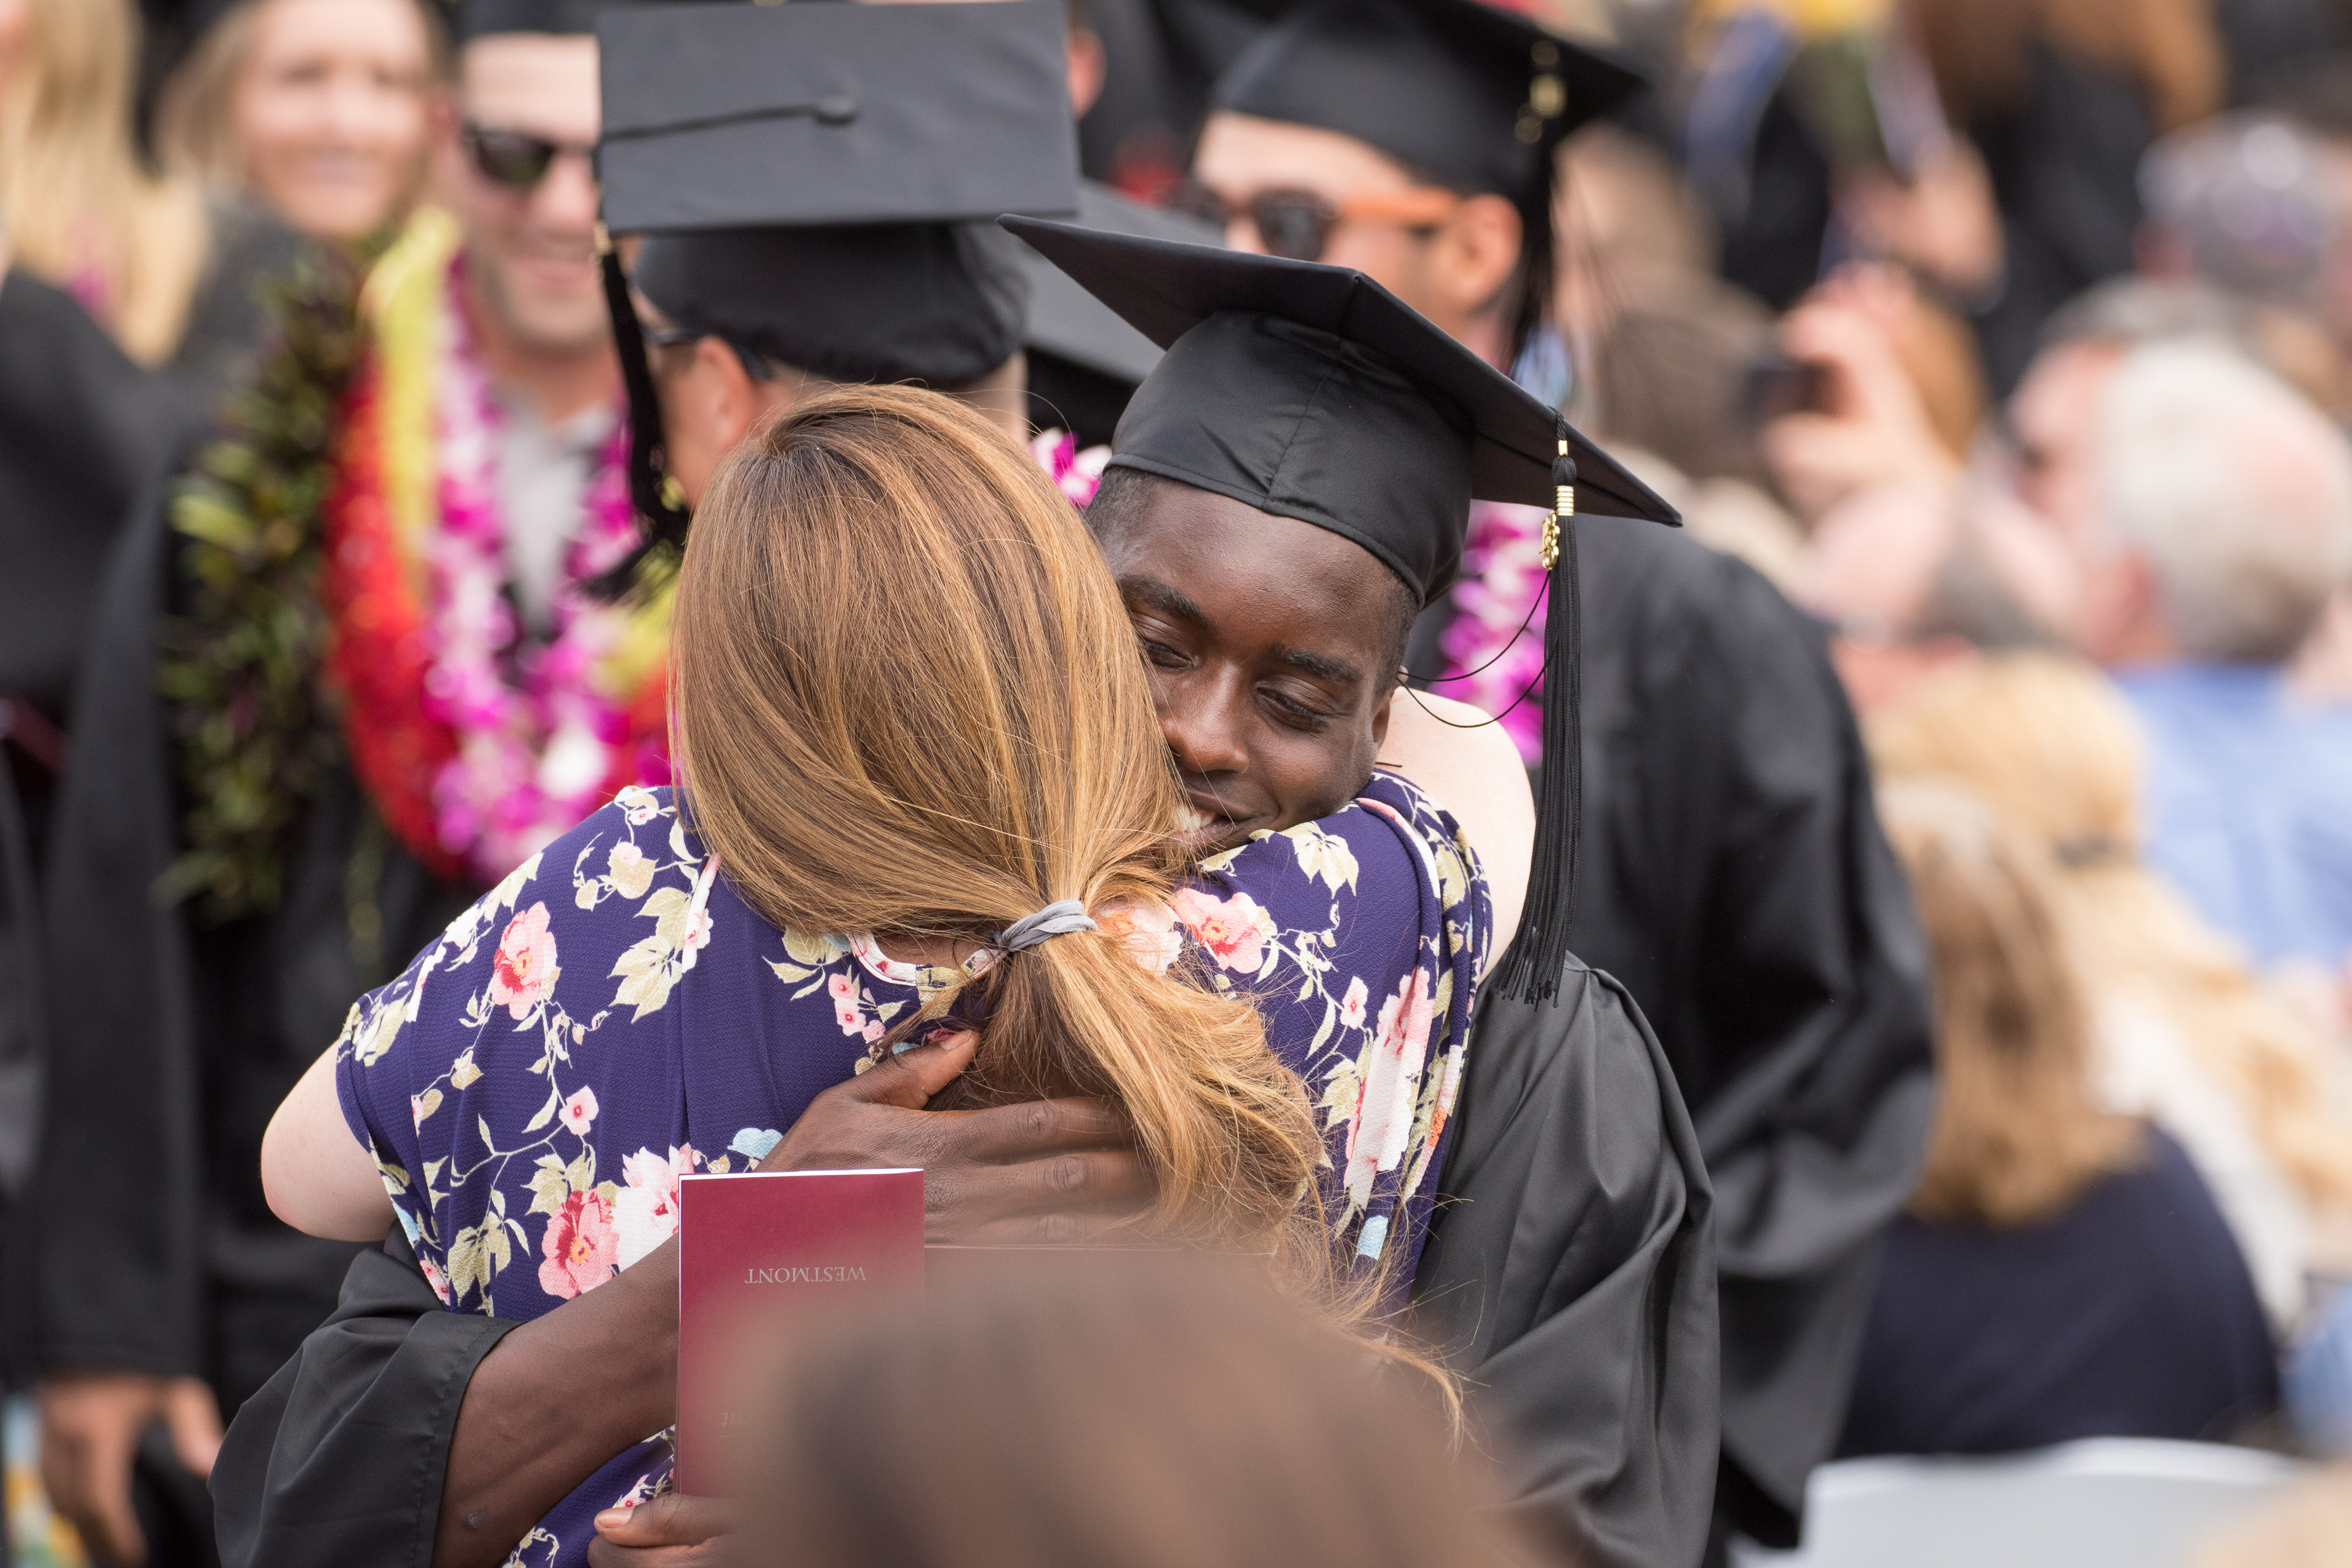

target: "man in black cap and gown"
[1182,3,1936,1559]
[213,7,1717,1568]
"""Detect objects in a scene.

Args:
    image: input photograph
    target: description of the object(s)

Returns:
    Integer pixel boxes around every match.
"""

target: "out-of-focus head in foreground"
[734,1255,1527,1568]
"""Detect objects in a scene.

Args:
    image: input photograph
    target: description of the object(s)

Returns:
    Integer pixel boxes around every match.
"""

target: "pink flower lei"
[1435,501,1551,766]
[424,262,649,882]
[1032,428,1112,508]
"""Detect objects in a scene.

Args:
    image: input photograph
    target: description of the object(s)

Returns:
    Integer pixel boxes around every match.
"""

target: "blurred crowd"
[7,0,2352,1564]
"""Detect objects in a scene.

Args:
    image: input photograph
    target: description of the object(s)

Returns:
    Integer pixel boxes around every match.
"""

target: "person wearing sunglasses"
[1189,6,1938,1564]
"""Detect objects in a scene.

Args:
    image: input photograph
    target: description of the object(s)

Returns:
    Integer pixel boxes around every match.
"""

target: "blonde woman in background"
[1871,652,2352,1329]
[0,0,209,365]
[157,0,441,244]
[1839,779,2275,1457]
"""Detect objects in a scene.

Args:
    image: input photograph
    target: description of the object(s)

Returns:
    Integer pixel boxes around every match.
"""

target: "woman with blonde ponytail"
[263,385,1491,1567]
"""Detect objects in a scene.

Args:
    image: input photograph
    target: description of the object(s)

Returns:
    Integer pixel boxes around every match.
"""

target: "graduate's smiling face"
[1093,474,1411,857]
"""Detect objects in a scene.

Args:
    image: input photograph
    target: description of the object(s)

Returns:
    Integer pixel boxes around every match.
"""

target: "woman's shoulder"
[1191,770,1485,933]
[338,787,721,1080]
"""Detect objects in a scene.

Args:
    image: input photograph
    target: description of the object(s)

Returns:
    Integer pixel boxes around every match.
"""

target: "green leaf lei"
[154,246,371,922]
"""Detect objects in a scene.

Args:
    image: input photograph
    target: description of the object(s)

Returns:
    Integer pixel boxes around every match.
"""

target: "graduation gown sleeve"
[23,487,211,1381]
[1410,519,1936,1548]
[212,1227,517,1568]
[1564,525,1936,1547]
[1410,965,1719,1568]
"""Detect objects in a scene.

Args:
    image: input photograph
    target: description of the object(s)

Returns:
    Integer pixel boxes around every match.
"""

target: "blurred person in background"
[1871,653,2352,1331]
[1550,128,1813,594]
[154,0,443,245]
[19,3,637,1562]
[2256,58,2352,361]
[2137,113,2349,412]
[1759,263,1989,526]
[0,0,303,800]
[703,1259,1531,1568]
[2069,343,2352,977]
[1840,778,2277,1458]
[1184,5,1935,1559]
[1797,480,2074,715]
[1896,0,2226,389]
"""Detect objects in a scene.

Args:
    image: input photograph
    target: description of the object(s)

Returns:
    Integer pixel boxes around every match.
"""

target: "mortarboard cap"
[598,0,1076,236]
[1003,214,1677,1010]
[1000,215,1675,603]
[589,1,1078,588]
[598,0,1076,386]
[1212,0,1644,204]
[1211,0,1645,361]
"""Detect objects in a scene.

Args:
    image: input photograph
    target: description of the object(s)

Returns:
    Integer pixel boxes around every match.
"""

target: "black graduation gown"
[210,968,1718,1568]
[1409,517,1936,1550]
[0,273,177,1233]
[19,487,477,1418]
[0,204,301,1280]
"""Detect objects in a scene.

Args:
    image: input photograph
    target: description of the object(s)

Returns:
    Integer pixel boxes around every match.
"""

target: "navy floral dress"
[337,775,1488,1566]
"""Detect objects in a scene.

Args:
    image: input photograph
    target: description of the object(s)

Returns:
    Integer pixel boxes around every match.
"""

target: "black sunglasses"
[1171,181,1461,262]
[643,324,777,383]
[461,122,596,193]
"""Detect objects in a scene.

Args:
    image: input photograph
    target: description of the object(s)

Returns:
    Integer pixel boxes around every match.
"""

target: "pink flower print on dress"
[538,1188,620,1298]
[559,1086,599,1137]
[615,1143,697,1268]
[1099,897,1183,974]
[490,902,560,1020]
[1344,968,1434,1210]
[827,971,868,1037]
[1339,976,1370,1030]
[1170,887,1277,976]
[419,1255,453,1306]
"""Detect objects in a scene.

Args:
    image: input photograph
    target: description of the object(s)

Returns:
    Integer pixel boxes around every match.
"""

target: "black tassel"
[586,245,694,602]
[1493,419,1580,1006]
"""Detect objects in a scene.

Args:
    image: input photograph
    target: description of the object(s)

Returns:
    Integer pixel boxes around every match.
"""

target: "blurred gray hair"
[2098,342,2352,662]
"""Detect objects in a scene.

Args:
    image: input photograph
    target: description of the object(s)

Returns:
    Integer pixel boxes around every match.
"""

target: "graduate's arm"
[1376,689,1534,965]
[263,1043,398,1241]
[433,1030,1151,1568]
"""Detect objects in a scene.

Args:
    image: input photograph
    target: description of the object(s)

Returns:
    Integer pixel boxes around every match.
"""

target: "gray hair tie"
[995,899,1098,953]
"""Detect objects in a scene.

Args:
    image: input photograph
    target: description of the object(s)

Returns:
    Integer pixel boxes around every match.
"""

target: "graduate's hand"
[36,1372,222,1566]
[587,1494,738,1566]
[756,1029,1155,1240]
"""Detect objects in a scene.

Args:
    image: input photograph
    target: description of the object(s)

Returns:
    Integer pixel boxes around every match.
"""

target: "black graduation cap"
[1214,0,1643,196]
[1212,0,1645,360]
[588,0,1078,588]
[1002,215,1678,1006]
[597,0,1076,236]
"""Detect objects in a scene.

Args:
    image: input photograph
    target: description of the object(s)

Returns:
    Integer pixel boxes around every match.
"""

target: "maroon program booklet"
[674,1167,925,1491]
